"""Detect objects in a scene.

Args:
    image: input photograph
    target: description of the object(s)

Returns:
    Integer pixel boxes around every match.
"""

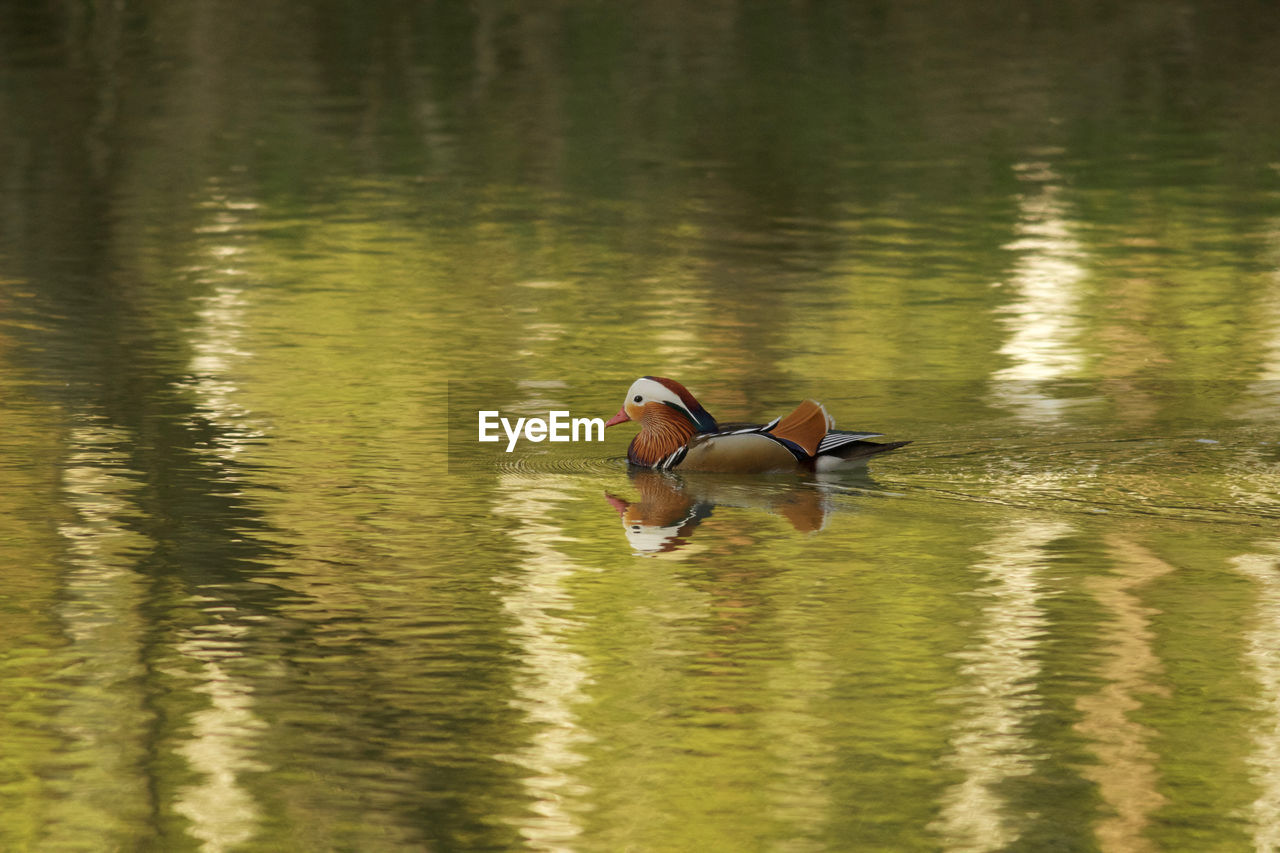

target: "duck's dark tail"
[814,439,910,471]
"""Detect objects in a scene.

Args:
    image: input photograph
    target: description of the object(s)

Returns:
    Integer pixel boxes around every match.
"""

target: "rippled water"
[3,2,1280,851]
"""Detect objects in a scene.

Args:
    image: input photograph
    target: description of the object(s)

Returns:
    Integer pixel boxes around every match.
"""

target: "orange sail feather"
[767,399,831,458]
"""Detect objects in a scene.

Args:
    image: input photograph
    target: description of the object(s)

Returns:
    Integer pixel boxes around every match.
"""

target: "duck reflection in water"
[604,469,879,555]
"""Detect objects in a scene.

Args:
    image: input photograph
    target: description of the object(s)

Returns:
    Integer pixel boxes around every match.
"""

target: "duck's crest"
[645,376,718,433]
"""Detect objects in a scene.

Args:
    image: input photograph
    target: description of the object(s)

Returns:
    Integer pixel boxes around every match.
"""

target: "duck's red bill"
[605,408,630,427]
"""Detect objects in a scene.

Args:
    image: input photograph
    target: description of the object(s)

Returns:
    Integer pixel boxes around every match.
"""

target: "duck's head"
[604,376,718,433]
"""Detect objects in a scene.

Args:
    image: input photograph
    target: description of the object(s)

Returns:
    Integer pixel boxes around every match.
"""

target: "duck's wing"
[672,400,900,473]
[720,400,833,456]
[768,399,832,457]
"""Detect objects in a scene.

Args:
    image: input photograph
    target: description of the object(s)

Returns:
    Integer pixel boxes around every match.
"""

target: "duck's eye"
[633,395,643,403]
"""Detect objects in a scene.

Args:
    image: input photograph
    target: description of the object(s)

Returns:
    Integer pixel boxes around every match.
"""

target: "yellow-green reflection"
[493,475,594,850]
[172,620,267,852]
[170,192,268,853]
[2,2,1280,850]
[48,420,153,846]
[989,160,1089,421]
[931,518,1070,852]
[1075,537,1172,853]
[1232,543,1280,852]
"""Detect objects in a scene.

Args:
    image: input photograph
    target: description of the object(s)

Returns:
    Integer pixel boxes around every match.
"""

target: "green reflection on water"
[1,1,1280,850]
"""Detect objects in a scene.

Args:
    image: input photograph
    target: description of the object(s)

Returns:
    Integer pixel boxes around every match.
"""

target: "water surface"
[2,3,1280,851]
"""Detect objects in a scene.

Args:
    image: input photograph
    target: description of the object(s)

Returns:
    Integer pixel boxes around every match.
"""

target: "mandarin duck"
[604,376,908,474]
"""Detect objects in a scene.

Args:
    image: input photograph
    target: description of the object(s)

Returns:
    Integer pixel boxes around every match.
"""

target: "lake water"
[2,3,1280,851]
